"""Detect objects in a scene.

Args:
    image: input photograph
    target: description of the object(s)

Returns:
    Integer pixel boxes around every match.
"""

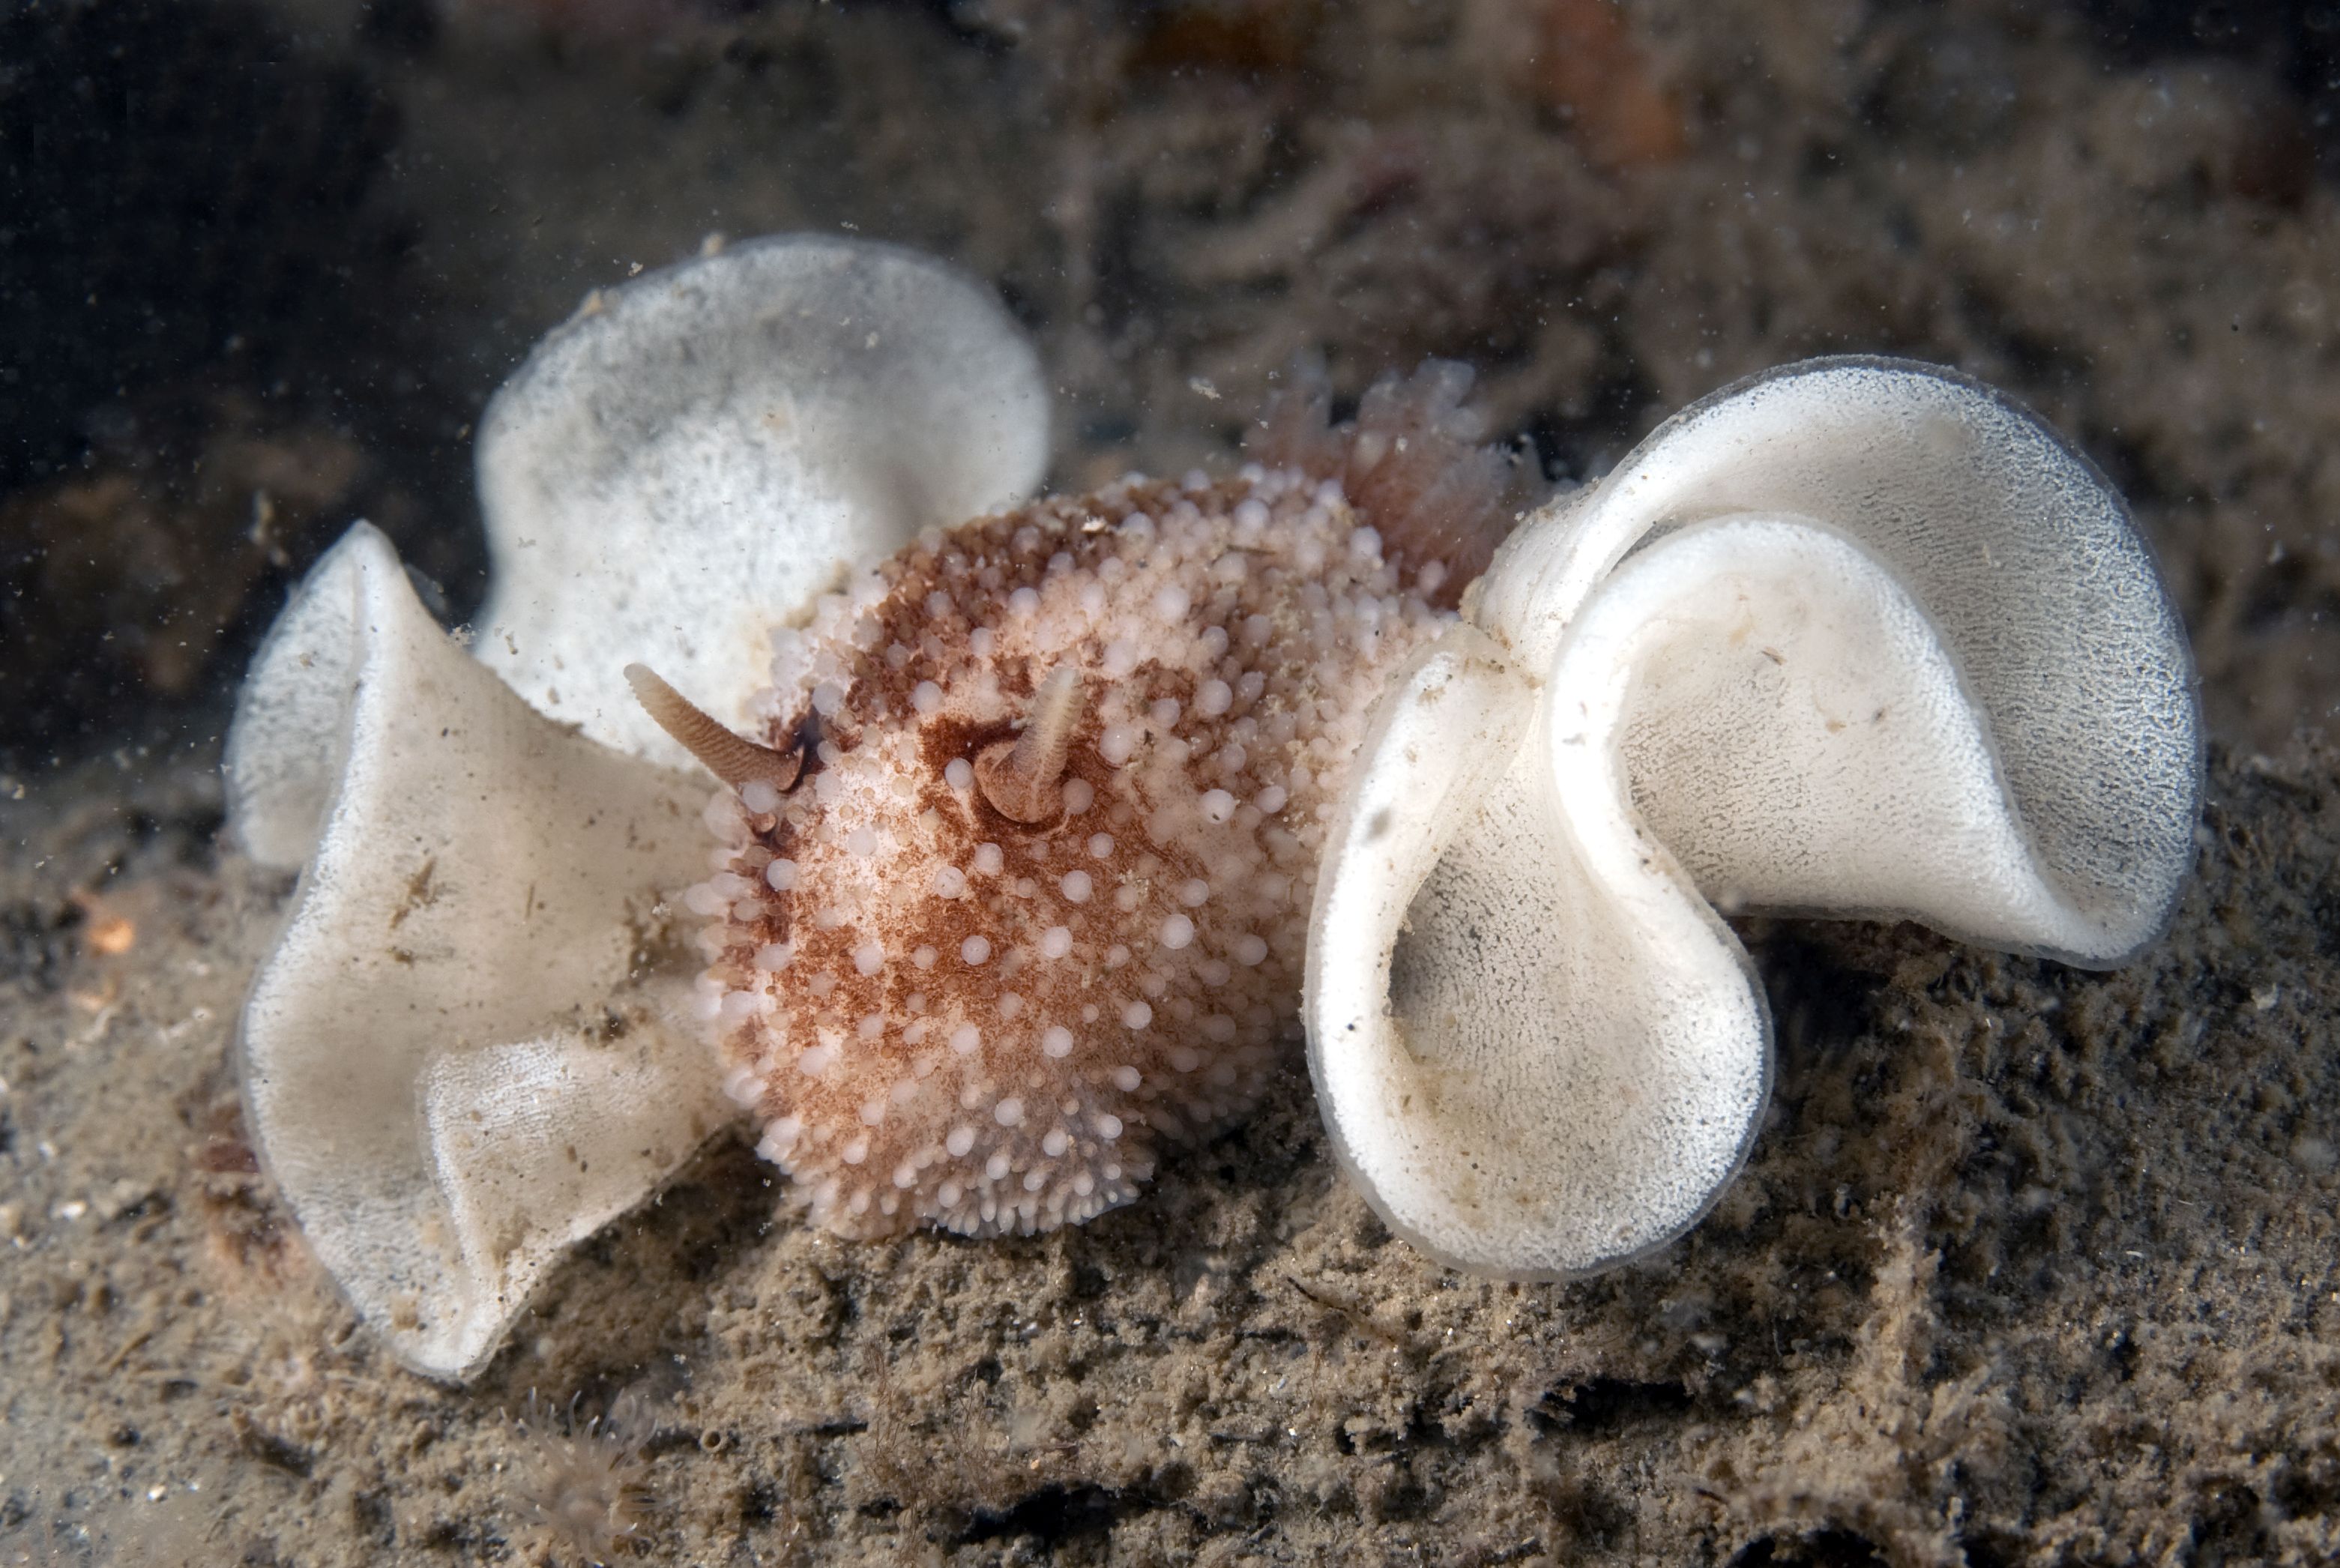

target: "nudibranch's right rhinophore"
[1306,358,2203,1279]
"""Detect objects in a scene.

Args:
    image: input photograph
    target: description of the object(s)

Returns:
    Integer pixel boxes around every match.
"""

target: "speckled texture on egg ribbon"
[683,447,1492,1239]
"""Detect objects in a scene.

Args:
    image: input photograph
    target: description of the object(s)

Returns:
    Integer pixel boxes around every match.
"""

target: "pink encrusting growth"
[1246,359,1527,604]
[664,366,1528,1238]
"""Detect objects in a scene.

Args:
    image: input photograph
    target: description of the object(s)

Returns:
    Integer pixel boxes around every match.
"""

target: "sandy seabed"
[4,1,2339,1562]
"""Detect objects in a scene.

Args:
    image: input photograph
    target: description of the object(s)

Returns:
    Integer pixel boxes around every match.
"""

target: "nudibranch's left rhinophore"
[1306,358,2202,1279]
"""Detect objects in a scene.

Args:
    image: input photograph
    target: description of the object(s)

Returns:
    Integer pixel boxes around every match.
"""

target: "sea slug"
[645,364,1522,1237]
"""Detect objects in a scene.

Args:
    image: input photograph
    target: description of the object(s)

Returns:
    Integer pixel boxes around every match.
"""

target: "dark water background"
[4,0,2337,783]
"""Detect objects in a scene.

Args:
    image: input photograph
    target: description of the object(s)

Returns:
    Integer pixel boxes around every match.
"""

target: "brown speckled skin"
[690,468,1468,1238]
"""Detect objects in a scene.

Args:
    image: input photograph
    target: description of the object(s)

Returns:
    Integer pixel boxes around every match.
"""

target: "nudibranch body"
[670,382,1520,1237]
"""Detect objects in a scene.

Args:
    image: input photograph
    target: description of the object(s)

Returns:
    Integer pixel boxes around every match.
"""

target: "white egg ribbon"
[224,238,1050,1379]
[1306,359,2201,1278]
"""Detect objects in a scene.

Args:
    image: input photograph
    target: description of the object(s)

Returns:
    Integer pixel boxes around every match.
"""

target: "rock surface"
[4,738,2337,1564]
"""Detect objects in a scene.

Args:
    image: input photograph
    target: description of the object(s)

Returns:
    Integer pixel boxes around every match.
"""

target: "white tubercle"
[473,235,1050,769]
[1308,356,2201,1279]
